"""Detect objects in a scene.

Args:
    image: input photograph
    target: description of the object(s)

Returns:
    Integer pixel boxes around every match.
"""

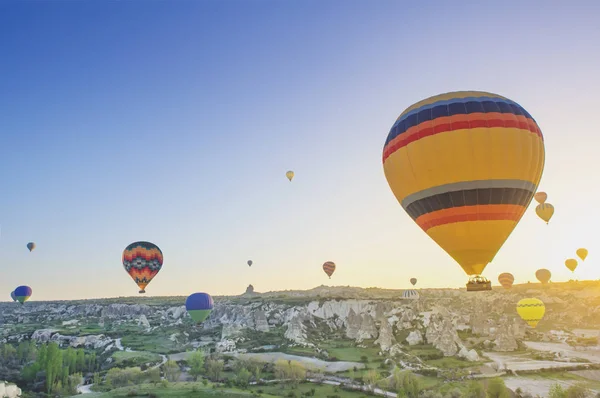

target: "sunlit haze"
[1,0,599,300]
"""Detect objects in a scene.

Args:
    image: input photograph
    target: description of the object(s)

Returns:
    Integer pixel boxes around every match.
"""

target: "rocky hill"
[1,281,599,369]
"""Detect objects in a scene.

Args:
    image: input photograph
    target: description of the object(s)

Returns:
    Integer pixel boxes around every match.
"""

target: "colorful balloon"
[533,192,547,204]
[401,289,419,299]
[27,242,35,252]
[516,298,545,328]
[286,171,294,182]
[122,241,163,294]
[323,261,336,278]
[565,258,578,272]
[535,268,551,284]
[576,248,588,261]
[382,91,544,284]
[498,273,514,289]
[185,293,214,323]
[247,260,253,267]
[410,278,417,286]
[10,291,16,302]
[535,203,554,224]
[14,286,32,304]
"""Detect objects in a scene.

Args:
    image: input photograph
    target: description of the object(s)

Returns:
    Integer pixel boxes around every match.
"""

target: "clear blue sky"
[1,0,599,300]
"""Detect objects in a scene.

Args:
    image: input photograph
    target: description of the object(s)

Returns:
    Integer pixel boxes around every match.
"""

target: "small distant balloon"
[410,278,417,286]
[14,286,32,304]
[516,298,545,328]
[498,273,514,289]
[122,241,163,294]
[535,268,551,284]
[27,242,36,252]
[286,171,294,182]
[185,293,214,324]
[535,203,554,224]
[565,259,578,272]
[247,260,253,267]
[534,192,547,204]
[322,261,336,279]
[576,248,588,261]
[10,291,16,302]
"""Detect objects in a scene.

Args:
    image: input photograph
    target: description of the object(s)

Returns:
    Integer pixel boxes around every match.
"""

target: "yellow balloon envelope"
[498,272,514,289]
[534,192,547,204]
[535,203,554,224]
[516,298,545,328]
[286,171,294,182]
[382,91,545,278]
[565,258,578,272]
[535,268,551,284]
[576,248,588,261]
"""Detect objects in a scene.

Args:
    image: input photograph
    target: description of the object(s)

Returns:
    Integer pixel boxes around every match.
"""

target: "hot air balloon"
[247,260,253,267]
[401,289,419,299]
[410,278,417,286]
[27,242,35,252]
[498,273,514,289]
[535,268,551,284]
[185,293,214,323]
[516,298,545,328]
[382,91,545,292]
[535,203,554,224]
[286,171,294,182]
[323,261,336,279]
[576,248,588,261]
[10,291,16,302]
[14,286,32,304]
[565,259,578,272]
[122,241,163,294]
[533,192,547,204]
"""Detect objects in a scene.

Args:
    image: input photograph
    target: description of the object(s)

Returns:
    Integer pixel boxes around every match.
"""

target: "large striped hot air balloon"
[383,91,545,291]
[14,286,32,304]
[122,241,163,294]
[535,268,551,284]
[498,273,514,289]
[185,293,214,324]
[516,298,545,328]
[322,261,336,279]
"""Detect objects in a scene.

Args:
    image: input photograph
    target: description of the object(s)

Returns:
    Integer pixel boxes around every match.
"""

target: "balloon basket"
[466,276,491,292]
[139,290,146,294]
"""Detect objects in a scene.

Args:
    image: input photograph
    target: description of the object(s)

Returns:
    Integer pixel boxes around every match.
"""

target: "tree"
[466,381,485,398]
[205,357,224,381]
[549,384,567,398]
[236,368,251,389]
[188,350,205,381]
[486,377,510,398]
[248,359,263,382]
[274,360,289,380]
[147,368,161,386]
[93,372,101,386]
[163,360,181,382]
[565,384,591,398]
[363,369,380,393]
[288,361,306,387]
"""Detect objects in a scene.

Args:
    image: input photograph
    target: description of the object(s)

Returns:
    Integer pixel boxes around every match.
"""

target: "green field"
[76,381,373,398]
[112,350,162,367]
